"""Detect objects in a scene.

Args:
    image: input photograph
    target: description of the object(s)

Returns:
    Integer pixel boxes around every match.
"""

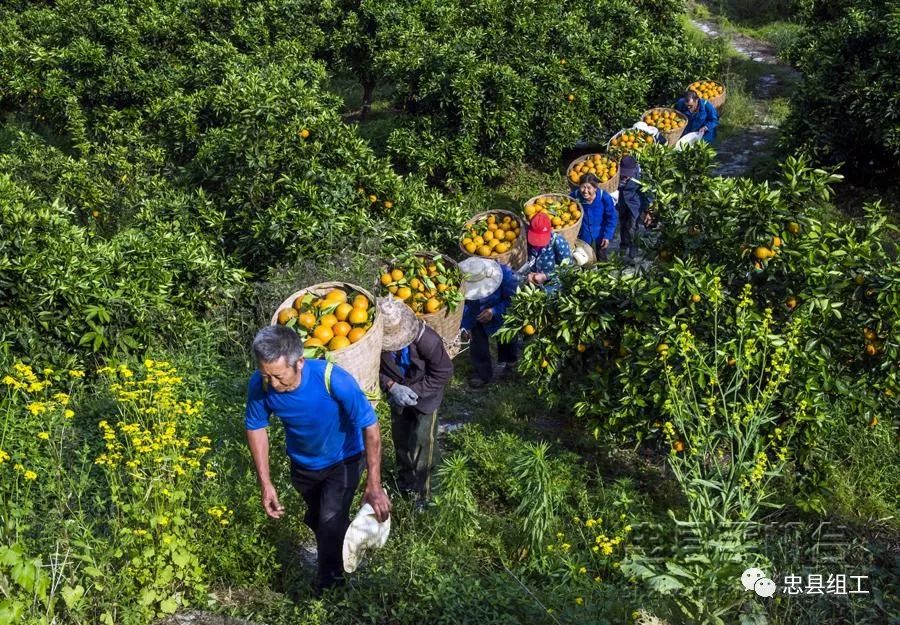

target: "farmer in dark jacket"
[525,211,573,293]
[571,172,617,260]
[617,156,654,262]
[378,297,453,505]
[675,90,719,143]
[459,257,519,388]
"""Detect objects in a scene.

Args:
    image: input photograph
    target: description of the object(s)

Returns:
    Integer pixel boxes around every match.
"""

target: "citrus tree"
[368,0,720,187]
[499,145,898,462]
[783,0,900,180]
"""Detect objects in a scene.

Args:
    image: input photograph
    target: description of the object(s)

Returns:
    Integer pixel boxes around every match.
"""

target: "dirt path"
[690,19,800,177]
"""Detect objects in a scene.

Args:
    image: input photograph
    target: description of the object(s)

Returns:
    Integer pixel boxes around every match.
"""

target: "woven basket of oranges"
[566,153,619,194]
[523,194,583,248]
[641,108,688,147]
[459,210,527,269]
[271,283,383,393]
[687,79,726,110]
[379,252,464,356]
[607,128,655,157]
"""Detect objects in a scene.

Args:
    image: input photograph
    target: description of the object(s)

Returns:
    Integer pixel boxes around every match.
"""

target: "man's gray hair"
[252,325,303,367]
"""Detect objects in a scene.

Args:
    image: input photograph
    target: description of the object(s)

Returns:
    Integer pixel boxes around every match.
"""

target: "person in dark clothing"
[459,257,519,388]
[377,296,453,504]
[674,90,719,143]
[617,156,654,262]
[245,325,391,593]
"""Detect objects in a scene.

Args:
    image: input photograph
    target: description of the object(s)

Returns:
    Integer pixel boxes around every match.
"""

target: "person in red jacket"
[378,297,453,507]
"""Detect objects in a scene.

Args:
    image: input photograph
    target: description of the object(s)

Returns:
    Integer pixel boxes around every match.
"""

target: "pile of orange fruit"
[276,288,373,352]
[688,80,724,101]
[568,154,618,186]
[379,253,464,315]
[524,195,581,230]
[609,128,654,155]
[643,109,685,133]
[461,213,521,257]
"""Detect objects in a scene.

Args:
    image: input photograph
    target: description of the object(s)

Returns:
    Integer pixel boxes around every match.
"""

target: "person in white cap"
[458,257,520,388]
[377,297,453,507]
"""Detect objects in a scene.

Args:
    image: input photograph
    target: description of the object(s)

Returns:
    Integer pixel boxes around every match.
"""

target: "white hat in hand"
[342,503,391,573]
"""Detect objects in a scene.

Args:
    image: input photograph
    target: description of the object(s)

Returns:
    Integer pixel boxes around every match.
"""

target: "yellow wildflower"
[26,402,48,416]
[68,369,85,378]
[37,431,50,440]
[23,470,37,481]
[578,566,587,574]
[64,409,75,419]
[575,597,583,606]
[0,449,10,463]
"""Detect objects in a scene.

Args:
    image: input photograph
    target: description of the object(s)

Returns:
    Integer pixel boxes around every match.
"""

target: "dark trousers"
[290,453,365,590]
[618,208,640,259]
[391,406,440,500]
[469,322,519,382]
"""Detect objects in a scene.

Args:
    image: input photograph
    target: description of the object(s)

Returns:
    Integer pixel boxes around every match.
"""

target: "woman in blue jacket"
[571,173,617,261]
[459,257,520,388]
[675,90,719,143]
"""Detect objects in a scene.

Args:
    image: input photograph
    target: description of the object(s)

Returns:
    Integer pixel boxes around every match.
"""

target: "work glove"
[387,383,418,408]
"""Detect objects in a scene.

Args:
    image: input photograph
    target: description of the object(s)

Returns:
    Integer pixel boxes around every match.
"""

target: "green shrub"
[0,174,246,361]
[364,0,720,187]
[783,0,900,180]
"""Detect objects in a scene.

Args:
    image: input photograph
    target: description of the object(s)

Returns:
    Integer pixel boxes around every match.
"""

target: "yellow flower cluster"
[94,362,210,484]
[207,505,234,527]
[3,363,52,393]
[742,451,769,487]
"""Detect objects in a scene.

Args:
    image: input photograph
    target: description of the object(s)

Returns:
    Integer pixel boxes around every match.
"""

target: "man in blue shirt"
[675,90,719,143]
[459,257,519,388]
[245,325,391,593]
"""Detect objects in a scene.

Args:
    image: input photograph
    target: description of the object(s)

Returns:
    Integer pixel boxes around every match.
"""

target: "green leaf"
[61,584,85,609]
[159,598,179,614]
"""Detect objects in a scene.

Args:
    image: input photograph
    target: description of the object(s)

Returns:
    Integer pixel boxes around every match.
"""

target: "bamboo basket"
[687,80,727,110]
[384,251,465,359]
[459,210,527,270]
[565,154,620,195]
[271,281,383,394]
[606,128,655,156]
[524,193,583,249]
[640,107,689,147]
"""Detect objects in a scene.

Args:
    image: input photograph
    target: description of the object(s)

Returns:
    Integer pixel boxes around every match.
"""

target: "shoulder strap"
[324,360,333,398]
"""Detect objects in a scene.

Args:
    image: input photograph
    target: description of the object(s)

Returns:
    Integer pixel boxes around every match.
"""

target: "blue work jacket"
[617,168,654,220]
[461,263,518,336]
[675,97,719,143]
[571,189,617,244]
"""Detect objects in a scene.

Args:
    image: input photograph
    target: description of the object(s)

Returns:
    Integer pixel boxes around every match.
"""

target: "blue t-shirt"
[245,359,377,470]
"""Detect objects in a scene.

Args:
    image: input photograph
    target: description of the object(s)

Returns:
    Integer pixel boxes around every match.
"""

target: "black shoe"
[468,376,490,389]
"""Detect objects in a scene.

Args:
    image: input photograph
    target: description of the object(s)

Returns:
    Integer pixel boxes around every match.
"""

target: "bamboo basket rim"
[641,106,689,123]
[524,193,583,246]
[459,209,527,268]
[270,281,382,386]
[565,153,621,193]
[641,107,689,147]
[380,250,463,318]
[606,128,654,154]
